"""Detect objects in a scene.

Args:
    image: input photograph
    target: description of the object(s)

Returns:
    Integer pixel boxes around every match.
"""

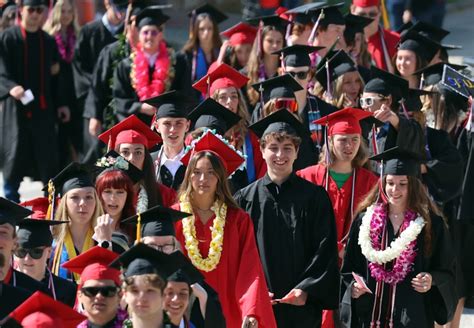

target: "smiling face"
[385,175,409,210]
[66,187,97,225]
[191,157,218,197]
[100,188,127,219]
[261,135,298,179]
[125,275,163,319]
[155,118,190,149]
[396,49,417,78]
[15,246,51,280]
[59,0,74,27]
[79,279,120,324]
[163,281,190,323]
[0,224,16,267]
[139,25,163,53]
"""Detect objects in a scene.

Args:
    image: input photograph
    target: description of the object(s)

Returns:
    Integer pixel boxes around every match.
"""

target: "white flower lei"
[136,184,148,213]
[358,205,425,265]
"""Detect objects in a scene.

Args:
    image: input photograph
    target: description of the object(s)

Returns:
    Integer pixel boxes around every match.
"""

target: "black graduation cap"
[309,2,346,27]
[187,3,228,25]
[109,243,179,278]
[272,45,323,67]
[17,219,67,249]
[22,0,48,6]
[249,108,308,139]
[405,88,436,112]
[398,30,441,63]
[284,2,326,25]
[251,74,303,103]
[130,2,172,18]
[246,15,290,32]
[396,21,413,34]
[405,21,449,43]
[110,0,128,11]
[439,84,470,111]
[121,205,191,239]
[45,162,94,196]
[413,62,467,87]
[136,5,170,29]
[0,198,33,227]
[369,146,424,177]
[167,251,204,285]
[365,65,409,98]
[344,13,373,44]
[188,98,242,135]
[315,50,358,91]
[94,150,143,184]
[144,90,195,119]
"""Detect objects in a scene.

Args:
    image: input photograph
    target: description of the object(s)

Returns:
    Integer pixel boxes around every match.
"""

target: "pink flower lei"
[368,203,419,285]
[130,41,171,101]
[55,26,75,63]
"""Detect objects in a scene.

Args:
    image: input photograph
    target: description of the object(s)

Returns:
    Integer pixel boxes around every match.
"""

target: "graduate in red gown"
[173,130,276,328]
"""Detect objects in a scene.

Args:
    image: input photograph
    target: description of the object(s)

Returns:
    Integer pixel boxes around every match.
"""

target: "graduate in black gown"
[234,109,340,327]
[14,199,77,307]
[0,0,61,202]
[340,147,457,328]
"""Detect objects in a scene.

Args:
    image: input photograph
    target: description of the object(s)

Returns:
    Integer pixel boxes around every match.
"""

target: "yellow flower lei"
[181,200,226,272]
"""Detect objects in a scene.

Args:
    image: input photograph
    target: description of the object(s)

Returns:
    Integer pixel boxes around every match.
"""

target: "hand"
[412,272,432,293]
[279,289,307,306]
[402,10,412,24]
[242,316,258,328]
[51,62,60,75]
[94,214,114,242]
[374,104,399,129]
[140,103,156,116]
[420,164,428,174]
[351,282,368,299]
[217,39,230,64]
[89,118,102,136]
[342,93,356,107]
[57,106,71,123]
[9,85,25,100]
[191,283,208,301]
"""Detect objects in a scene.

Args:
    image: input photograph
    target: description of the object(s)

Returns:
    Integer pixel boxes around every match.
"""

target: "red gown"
[367,29,400,71]
[173,204,277,328]
[158,182,177,207]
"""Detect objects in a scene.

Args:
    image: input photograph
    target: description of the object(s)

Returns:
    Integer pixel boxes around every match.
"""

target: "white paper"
[352,272,373,294]
[20,89,34,105]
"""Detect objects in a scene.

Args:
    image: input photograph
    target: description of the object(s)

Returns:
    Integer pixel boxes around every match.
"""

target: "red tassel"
[40,94,47,109]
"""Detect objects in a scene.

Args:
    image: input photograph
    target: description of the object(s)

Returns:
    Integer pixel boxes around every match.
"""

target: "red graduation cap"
[352,0,380,7]
[19,197,50,219]
[193,63,249,97]
[7,291,86,328]
[181,130,245,176]
[98,115,162,150]
[61,246,121,288]
[313,107,373,136]
[221,22,258,46]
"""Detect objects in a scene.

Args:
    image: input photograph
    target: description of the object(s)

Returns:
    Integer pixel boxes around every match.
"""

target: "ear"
[185,120,191,133]
[387,95,393,106]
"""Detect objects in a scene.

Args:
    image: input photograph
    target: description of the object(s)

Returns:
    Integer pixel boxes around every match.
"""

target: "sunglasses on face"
[81,286,119,298]
[287,70,310,80]
[360,96,386,107]
[275,99,298,113]
[26,6,45,14]
[14,247,45,259]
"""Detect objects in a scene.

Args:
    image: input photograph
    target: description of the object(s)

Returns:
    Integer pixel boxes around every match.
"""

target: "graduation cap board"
[136,5,170,29]
[181,129,245,176]
[365,65,409,98]
[5,291,86,328]
[246,15,290,32]
[315,50,358,91]
[272,45,323,68]
[121,205,191,240]
[220,22,257,46]
[249,108,308,140]
[0,197,33,227]
[313,107,373,136]
[284,2,326,25]
[95,150,144,184]
[143,90,196,120]
[414,62,467,87]
[398,30,441,63]
[251,74,303,103]
[193,63,249,96]
[369,146,424,177]
[17,219,67,249]
[308,2,346,27]
[187,3,228,25]
[344,13,373,43]
[167,251,204,285]
[45,162,94,196]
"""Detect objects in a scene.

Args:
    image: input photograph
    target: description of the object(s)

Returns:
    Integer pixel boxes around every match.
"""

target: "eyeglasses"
[147,242,176,254]
[287,70,310,80]
[26,6,45,14]
[275,99,298,113]
[360,96,386,107]
[14,247,45,260]
[81,286,120,298]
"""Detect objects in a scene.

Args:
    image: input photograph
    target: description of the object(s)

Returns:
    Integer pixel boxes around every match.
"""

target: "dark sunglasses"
[81,286,119,298]
[275,99,298,113]
[26,6,45,14]
[287,70,310,80]
[14,247,45,259]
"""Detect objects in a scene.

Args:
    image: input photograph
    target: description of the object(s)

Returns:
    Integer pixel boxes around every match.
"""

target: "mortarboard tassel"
[308,9,324,45]
[325,60,333,101]
[285,15,293,45]
[371,125,379,156]
[258,84,265,114]
[136,212,142,244]
[206,75,211,98]
[107,134,112,152]
[399,98,410,119]
[189,10,196,39]
[46,180,55,221]
[257,20,264,59]
[419,73,425,89]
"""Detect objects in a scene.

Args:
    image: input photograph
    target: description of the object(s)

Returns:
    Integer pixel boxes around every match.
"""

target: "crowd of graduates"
[0,0,473,327]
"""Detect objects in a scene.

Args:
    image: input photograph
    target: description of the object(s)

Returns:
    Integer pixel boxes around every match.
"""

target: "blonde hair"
[43,0,80,36]
[313,72,365,109]
[52,189,103,241]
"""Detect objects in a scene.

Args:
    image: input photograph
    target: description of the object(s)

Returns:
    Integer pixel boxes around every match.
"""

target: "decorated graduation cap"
[344,13,373,43]
[17,218,67,249]
[413,62,467,87]
[109,242,178,278]
[98,114,162,150]
[398,30,441,63]
[369,146,424,177]
[365,65,409,98]
[143,90,195,121]
[315,50,358,91]
[188,98,242,135]
[187,3,228,25]
[95,150,144,184]
[122,205,191,241]
[272,45,323,67]
[352,0,380,7]
[136,5,170,29]
[193,63,249,97]
[181,129,245,176]
[220,22,257,46]
[314,107,373,136]
[249,108,308,140]
[5,291,86,328]
[167,251,204,285]
[0,197,33,227]
[251,74,303,103]
[61,246,121,287]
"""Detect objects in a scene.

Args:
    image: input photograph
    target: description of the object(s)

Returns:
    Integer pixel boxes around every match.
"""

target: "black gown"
[234,173,340,328]
[42,270,77,307]
[340,213,457,328]
[189,281,226,328]
[0,282,31,320]
[0,26,60,185]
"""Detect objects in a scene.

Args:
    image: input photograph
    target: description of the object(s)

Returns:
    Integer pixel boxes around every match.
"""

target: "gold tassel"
[136,213,141,244]
[381,0,391,30]
[46,180,55,221]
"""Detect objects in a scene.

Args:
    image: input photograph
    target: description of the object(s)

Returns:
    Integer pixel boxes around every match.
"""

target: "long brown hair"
[318,136,369,168]
[357,175,443,256]
[182,13,222,54]
[178,151,238,209]
[312,72,365,109]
